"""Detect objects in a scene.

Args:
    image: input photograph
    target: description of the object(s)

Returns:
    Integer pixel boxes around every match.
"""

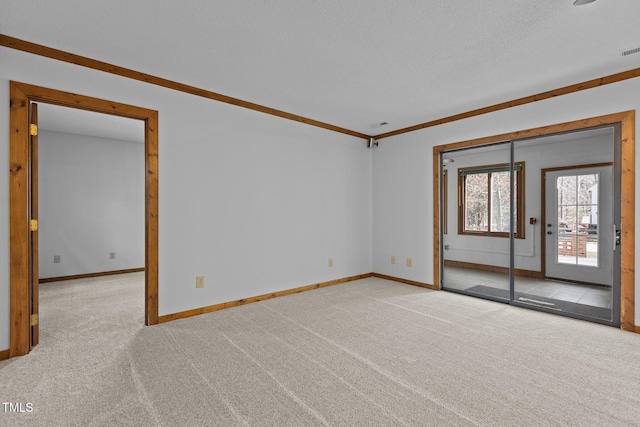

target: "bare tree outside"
[557,173,599,265]
[465,174,488,231]
[463,170,517,233]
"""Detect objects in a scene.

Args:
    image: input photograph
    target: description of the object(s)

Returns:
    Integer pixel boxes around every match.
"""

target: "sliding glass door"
[511,128,618,324]
[441,127,620,326]
[441,142,511,302]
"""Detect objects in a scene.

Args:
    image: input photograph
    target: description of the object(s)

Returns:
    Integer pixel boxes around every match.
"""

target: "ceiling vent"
[371,121,389,129]
[621,47,640,57]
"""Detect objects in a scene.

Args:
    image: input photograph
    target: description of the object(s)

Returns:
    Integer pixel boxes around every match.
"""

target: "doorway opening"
[9,81,159,357]
[433,112,635,330]
[36,103,146,348]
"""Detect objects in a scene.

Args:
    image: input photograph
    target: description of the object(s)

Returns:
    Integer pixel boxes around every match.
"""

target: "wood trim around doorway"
[433,111,635,331]
[8,81,159,358]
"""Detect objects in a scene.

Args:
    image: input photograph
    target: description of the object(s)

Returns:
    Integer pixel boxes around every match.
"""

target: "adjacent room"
[441,127,620,324]
[1,1,640,425]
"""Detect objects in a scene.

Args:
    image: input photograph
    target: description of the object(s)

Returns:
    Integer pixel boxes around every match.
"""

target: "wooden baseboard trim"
[158,273,374,323]
[39,268,145,283]
[444,260,542,279]
[371,273,437,290]
[0,349,10,361]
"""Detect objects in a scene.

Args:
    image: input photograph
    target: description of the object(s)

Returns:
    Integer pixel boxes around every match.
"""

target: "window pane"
[577,174,598,207]
[557,205,577,233]
[490,171,511,233]
[513,173,518,232]
[558,175,576,205]
[556,173,599,267]
[577,174,599,267]
[465,174,488,231]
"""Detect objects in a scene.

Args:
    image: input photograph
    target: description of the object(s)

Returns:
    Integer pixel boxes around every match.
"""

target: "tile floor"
[443,266,612,308]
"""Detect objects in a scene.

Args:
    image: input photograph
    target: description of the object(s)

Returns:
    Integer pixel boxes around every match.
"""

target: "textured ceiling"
[2,0,640,138]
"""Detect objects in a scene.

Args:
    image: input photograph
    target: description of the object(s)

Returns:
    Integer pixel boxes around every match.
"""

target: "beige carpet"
[1,273,639,426]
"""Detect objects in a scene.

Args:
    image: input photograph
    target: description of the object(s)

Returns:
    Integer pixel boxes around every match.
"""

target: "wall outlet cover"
[196,276,205,288]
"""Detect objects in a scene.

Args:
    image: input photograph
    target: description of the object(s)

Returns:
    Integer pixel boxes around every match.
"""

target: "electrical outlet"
[407,258,413,267]
[109,252,116,259]
[391,256,396,264]
[53,255,61,264]
[328,258,334,268]
[196,276,205,288]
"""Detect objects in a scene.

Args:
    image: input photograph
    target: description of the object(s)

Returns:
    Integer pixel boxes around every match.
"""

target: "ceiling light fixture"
[573,0,596,5]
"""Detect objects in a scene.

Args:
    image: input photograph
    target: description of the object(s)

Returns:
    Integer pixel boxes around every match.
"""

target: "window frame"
[457,162,525,239]
[443,169,448,234]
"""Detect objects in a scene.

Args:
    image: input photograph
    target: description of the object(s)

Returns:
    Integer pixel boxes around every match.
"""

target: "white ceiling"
[2,0,640,139]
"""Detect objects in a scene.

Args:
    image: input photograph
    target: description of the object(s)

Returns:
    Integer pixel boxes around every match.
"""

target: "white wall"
[38,130,145,278]
[3,46,638,352]
[372,76,640,326]
[0,47,373,350]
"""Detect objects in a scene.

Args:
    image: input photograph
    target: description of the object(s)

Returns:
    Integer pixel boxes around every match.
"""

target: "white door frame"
[543,164,614,285]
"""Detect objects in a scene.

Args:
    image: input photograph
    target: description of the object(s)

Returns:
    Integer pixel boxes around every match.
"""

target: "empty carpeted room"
[2,1,640,426]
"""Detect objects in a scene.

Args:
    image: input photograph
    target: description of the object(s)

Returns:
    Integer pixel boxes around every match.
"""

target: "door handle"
[614,225,621,250]
[547,231,552,235]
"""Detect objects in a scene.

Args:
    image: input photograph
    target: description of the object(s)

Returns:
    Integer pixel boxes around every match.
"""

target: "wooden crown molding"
[0,34,370,140]
[375,68,640,139]
[3,34,639,143]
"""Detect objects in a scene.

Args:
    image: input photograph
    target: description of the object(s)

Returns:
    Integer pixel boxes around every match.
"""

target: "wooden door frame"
[30,102,39,348]
[9,81,159,357]
[433,111,635,331]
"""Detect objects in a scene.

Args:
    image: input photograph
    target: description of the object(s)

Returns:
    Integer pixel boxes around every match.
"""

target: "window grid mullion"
[487,172,492,233]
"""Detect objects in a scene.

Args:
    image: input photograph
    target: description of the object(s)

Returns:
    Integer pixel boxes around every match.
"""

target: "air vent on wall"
[621,47,640,57]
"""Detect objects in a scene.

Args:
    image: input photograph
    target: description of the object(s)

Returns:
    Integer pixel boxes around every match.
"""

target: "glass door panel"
[555,173,601,268]
[441,127,619,326]
[512,128,616,323]
[441,142,511,302]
